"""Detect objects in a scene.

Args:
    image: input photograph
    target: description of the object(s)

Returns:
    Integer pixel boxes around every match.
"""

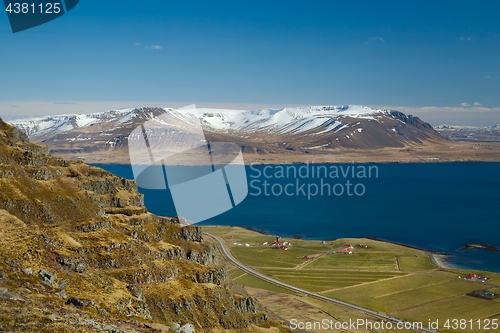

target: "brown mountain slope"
[0,119,290,332]
[8,107,445,163]
[10,107,500,163]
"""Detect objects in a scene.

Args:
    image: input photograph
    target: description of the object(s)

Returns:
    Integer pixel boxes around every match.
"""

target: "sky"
[1,0,500,125]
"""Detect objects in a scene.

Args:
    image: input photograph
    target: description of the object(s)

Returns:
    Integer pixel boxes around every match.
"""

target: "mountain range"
[9,105,449,164]
[435,124,500,142]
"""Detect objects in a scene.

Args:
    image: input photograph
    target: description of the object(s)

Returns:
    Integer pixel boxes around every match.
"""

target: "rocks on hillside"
[0,118,283,332]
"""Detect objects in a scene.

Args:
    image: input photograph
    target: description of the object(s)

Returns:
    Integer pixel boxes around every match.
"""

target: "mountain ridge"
[11,105,433,138]
[435,123,500,142]
[8,105,454,164]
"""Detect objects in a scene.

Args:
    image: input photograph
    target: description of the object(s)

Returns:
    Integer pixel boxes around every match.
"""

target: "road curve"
[204,232,438,333]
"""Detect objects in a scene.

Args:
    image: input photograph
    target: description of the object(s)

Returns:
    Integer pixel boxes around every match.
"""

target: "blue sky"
[1,0,500,125]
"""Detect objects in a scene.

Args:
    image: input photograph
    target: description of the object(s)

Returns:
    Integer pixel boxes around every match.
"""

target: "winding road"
[204,232,438,333]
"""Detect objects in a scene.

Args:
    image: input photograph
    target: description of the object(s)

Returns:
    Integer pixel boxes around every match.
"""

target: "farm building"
[270,241,288,250]
[466,273,488,281]
[343,244,353,249]
[337,249,352,255]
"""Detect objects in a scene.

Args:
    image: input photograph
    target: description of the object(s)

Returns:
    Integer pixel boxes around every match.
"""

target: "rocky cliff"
[0,119,289,332]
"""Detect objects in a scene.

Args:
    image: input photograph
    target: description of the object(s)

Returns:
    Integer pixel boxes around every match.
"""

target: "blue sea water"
[94,162,500,273]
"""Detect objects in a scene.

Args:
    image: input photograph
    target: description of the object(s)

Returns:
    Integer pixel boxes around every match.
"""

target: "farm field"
[258,268,406,292]
[204,226,500,333]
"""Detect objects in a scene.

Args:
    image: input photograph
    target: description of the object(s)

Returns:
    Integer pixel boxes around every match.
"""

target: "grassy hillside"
[0,119,291,333]
[205,226,500,333]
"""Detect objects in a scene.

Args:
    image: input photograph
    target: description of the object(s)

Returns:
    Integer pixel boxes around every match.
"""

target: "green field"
[204,226,500,333]
[259,268,406,292]
[230,245,320,268]
[228,268,294,294]
[325,276,483,312]
[307,251,398,270]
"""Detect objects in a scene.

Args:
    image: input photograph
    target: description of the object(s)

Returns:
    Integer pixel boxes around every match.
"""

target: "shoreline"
[363,236,449,255]
[428,253,453,269]
[363,236,456,270]
[204,225,457,270]
[87,159,500,166]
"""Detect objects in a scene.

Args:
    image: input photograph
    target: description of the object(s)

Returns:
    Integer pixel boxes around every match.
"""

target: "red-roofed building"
[337,249,352,255]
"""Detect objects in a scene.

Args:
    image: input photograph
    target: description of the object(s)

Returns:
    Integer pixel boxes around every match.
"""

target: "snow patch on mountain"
[9,105,388,140]
[198,105,383,134]
[12,108,137,139]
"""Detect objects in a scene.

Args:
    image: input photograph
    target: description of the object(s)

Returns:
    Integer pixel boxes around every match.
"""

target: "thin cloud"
[134,43,162,50]
[459,37,473,41]
[460,102,471,107]
[473,102,482,106]
[366,36,385,44]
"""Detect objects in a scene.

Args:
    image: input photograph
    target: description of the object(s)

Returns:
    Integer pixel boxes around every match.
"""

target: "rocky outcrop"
[75,220,112,232]
[38,269,55,287]
[114,297,152,320]
[112,265,179,285]
[132,218,204,243]
[192,266,227,285]
[0,119,283,332]
[180,226,203,242]
[187,246,218,265]
[146,288,267,331]
[57,256,87,273]
[66,297,96,308]
[9,126,29,143]
[233,296,260,313]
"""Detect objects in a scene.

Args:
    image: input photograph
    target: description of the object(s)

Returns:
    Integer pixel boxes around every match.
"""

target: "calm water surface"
[95,162,500,272]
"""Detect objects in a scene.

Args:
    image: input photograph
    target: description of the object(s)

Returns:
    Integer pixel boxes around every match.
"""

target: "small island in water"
[460,243,500,252]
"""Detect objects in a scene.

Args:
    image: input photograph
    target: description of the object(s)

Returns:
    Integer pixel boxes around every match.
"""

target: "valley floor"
[47,141,500,165]
[203,226,500,333]
[242,141,500,165]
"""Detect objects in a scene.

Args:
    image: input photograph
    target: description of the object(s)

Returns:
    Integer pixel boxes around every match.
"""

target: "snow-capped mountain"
[8,105,445,163]
[12,108,158,139]
[435,124,500,142]
[11,105,386,138]
[198,105,381,134]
